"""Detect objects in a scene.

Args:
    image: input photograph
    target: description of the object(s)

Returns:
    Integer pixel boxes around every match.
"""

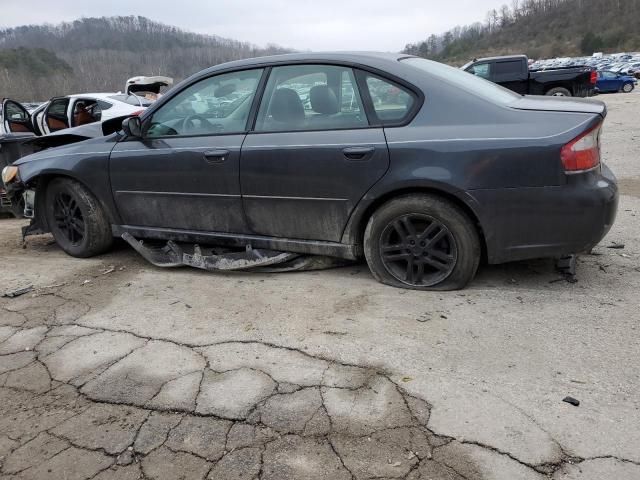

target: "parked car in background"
[0,76,173,136]
[2,52,618,290]
[462,55,596,96]
[619,62,640,75]
[1,94,149,137]
[595,71,637,93]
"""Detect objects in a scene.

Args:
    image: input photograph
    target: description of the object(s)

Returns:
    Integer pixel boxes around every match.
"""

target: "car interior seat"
[267,88,305,130]
[308,85,340,128]
[73,102,93,127]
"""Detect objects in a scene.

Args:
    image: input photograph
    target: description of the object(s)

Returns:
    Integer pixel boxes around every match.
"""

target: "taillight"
[561,122,602,173]
[590,70,597,84]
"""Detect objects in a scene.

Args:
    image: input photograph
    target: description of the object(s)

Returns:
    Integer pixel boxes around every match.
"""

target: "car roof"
[197,51,412,76]
[67,93,119,100]
[471,55,528,63]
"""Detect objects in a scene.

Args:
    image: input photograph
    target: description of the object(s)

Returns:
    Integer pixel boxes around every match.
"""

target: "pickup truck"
[462,55,596,97]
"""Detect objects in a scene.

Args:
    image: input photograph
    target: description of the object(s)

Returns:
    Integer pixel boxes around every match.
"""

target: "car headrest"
[310,85,338,115]
[270,88,305,123]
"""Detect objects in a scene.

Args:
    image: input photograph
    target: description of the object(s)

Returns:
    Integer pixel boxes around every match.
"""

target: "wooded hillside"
[404,0,640,63]
[0,16,290,101]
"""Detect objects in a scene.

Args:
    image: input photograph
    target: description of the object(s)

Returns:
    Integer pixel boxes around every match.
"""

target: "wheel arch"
[343,186,488,261]
[24,172,117,232]
[544,84,573,95]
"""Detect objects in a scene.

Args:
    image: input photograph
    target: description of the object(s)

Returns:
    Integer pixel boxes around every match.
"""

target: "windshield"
[401,57,521,105]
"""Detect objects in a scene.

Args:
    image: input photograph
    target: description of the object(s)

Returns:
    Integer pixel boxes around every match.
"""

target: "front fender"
[15,136,121,224]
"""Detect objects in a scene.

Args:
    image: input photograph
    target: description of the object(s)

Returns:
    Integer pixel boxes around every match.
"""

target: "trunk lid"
[511,95,607,117]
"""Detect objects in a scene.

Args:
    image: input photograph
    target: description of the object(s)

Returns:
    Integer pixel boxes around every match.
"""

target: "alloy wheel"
[379,214,458,287]
[53,192,85,245]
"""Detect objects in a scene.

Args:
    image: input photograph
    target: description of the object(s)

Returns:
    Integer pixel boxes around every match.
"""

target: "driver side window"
[146,69,264,138]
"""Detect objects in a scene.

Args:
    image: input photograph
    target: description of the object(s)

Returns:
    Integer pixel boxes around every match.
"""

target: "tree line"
[404,0,640,63]
[0,16,291,101]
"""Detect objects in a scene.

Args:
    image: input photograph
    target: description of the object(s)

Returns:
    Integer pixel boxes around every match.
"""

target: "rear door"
[1,100,34,134]
[490,59,529,95]
[43,97,71,133]
[240,65,415,242]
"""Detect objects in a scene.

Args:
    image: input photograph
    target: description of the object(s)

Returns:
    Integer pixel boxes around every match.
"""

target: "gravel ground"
[0,91,639,480]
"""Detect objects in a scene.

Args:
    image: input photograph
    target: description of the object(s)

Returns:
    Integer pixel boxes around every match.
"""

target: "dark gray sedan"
[2,52,618,290]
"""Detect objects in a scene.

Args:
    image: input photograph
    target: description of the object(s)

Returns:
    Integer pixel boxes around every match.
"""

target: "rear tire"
[545,87,572,97]
[363,194,481,291]
[622,83,634,93]
[44,178,112,258]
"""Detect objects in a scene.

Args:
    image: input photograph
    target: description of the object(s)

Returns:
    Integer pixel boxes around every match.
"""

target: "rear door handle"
[342,146,375,161]
[203,149,230,164]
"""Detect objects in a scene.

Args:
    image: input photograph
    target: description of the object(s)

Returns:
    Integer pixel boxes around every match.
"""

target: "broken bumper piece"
[121,233,350,273]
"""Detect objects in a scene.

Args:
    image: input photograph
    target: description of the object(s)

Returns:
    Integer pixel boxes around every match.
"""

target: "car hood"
[511,95,606,116]
[14,134,118,166]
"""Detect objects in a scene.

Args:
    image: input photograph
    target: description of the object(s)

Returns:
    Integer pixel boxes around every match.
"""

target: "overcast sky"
[0,0,507,51]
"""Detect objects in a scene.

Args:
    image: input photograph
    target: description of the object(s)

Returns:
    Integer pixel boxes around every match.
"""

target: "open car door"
[42,97,71,134]
[1,99,35,134]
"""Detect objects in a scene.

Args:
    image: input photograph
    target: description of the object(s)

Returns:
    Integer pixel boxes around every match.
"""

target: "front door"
[109,68,265,233]
[240,64,403,242]
[1,100,34,134]
[599,71,619,92]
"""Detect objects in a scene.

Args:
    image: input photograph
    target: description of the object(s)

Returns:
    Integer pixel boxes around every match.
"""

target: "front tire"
[545,87,572,97]
[44,178,113,257]
[622,83,634,93]
[363,194,481,291]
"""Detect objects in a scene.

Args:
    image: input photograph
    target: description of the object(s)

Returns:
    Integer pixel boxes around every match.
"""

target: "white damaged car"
[1,76,173,136]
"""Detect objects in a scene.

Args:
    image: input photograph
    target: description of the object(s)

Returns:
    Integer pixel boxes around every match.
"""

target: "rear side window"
[492,61,522,76]
[97,100,113,110]
[363,74,416,124]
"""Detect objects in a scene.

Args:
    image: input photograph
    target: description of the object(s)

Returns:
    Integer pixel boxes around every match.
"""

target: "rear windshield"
[401,57,521,105]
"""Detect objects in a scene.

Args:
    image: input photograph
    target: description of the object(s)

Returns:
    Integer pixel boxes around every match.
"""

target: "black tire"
[44,178,112,257]
[545,87,572,97]
[363,194,481,291]
[622,83,634,93]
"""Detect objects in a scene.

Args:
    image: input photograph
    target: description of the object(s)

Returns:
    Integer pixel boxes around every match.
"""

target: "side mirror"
[122,116,142,138]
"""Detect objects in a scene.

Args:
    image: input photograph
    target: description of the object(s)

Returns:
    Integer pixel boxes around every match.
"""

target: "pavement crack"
[327,435,356,480]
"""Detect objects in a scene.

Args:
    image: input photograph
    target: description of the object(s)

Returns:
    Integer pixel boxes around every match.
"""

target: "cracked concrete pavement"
[1,92,639,479]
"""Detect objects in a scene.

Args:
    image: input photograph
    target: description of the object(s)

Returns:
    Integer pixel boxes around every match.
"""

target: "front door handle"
[343,146,375,161]
[203,149,230,164]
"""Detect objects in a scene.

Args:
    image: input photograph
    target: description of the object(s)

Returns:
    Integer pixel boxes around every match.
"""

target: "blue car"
[596,71,637,93]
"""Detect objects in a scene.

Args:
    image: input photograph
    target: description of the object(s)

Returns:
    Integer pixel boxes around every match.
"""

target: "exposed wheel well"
[27,174,104,232]
[357,188,488,262]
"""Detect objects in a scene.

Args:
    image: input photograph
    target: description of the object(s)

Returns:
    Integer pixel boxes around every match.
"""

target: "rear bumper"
[470,164,618,264]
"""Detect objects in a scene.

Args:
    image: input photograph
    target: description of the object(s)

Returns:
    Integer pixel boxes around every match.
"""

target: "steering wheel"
[181,114,220,134]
